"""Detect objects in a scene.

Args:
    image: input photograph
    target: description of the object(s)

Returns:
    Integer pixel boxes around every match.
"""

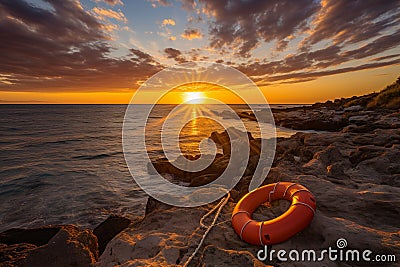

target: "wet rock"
[0,227,60,247]
[274,109,348,131]
[0,225,98,267]
[0,243,37,266]
[145,196,172,216]
[344,105,362,112]
[349,145,386,166]
[314,145,345,166]
[25,225,98,266]
[189,174,217,187]
[238,112,256,121]
[93,215,132,256]
[210,128,254,147]
[348,114,370,125]
[326,163,348,180]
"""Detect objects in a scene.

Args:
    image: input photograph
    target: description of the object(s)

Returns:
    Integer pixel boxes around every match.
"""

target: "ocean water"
[0,104,298,232]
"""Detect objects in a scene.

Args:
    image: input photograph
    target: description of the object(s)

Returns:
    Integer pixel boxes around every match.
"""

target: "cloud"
[0,0,162,92]
[162,18,176,26]
[236,30,400,84]
[372,54,400,62]
[149,0,172,8]
[186,0,400,83]
[197,0,400,60]
[92,7,127,23]
[181,28,202,40]
[302,0,400,49]
[262,59,400,84]
[164,48,187,63]
[199,0,319,57]
[180,0,197,11]
[95,0,124,6]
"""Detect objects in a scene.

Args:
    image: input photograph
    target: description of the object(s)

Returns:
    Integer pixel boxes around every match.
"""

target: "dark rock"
[150,153,228,184]
[93,215,132,256]
[189,174,217,187]
[299,148,314,163]
[348,114,370,125]
[274,109,348,131]
[314,145,344,166]
[349,145,385,166]
[149,158,188,182]
[344,105,362,112]
[20,225,98,266]
[0,227,60,246]
[0,225,98,267]
[231,176,253,202]
[326,163,347,179]
[243,154,260,176]
[0,243,37,266]
[209,128,254,147]
[222,138,260,156]
[145,196,173,216]
[210,130,230,145]
[237,112,256,121]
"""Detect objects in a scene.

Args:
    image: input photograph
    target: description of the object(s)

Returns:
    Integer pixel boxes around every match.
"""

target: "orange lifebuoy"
[231,182,316,245]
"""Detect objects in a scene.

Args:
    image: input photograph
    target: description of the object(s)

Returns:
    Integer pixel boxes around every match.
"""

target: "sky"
[0,0,399,104]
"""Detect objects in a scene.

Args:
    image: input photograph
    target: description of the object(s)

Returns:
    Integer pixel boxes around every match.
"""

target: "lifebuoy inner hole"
[252,199,291,222]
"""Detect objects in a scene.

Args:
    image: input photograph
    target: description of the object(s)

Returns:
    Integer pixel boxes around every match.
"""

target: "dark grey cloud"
[199,0,319,57]
[177,0,399,85]
[302,0,400,48]
[236,30,400,84]
[188,0,400,84]
[164,48,187,63]
[372,54,400,62]
[264,59,400,84]
[0,0,162,91]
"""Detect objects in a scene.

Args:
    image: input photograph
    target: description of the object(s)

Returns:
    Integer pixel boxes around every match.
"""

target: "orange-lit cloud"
[162,18,176,26]
[181,28,202,40]
[0,1,162,93]
[93,7,128,23]
[149,0,172,8]
[95,0,124,6]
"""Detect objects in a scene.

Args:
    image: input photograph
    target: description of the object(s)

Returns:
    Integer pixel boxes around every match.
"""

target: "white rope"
[182,192,231,267]
[199,195,227,229]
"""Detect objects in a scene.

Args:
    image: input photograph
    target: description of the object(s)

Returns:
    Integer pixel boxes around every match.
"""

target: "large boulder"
[0,227,60,247]
[0,225,98,267]
[93,215,132,256]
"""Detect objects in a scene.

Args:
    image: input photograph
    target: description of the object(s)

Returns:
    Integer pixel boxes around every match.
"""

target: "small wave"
[148,115,164,118]
[72,151,122,160]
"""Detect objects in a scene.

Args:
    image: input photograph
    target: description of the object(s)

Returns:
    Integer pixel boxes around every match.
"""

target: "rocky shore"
[1,79,399,266]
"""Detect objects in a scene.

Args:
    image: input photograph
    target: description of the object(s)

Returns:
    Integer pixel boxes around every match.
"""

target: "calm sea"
[0,104,299,231]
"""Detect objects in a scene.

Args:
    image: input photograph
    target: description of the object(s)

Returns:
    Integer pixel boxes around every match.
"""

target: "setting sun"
[183,92,206,104]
